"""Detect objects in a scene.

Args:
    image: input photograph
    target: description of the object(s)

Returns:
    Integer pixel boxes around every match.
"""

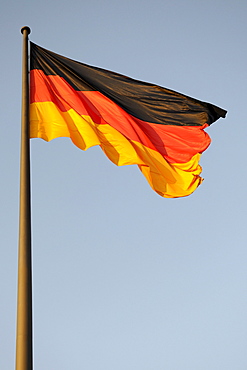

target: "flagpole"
[16,26,32,370]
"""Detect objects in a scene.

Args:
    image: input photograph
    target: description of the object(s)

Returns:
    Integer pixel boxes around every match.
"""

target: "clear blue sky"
[1,1,246,369]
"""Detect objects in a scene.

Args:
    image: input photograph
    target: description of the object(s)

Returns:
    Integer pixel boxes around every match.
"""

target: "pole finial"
[21,26,31,35]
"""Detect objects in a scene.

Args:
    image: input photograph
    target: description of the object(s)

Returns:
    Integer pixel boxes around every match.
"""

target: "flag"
[30,42,226,198]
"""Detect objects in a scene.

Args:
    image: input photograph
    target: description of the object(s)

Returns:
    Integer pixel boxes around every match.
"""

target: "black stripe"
[30,42,227,126]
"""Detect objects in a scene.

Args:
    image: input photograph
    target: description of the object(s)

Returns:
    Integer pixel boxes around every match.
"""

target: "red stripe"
[30,70,211,163]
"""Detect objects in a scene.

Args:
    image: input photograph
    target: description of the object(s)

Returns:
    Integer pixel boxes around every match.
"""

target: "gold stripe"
[30,101,203,198]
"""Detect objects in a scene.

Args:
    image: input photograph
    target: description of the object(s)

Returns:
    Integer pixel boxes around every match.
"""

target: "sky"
[1,0,247,369]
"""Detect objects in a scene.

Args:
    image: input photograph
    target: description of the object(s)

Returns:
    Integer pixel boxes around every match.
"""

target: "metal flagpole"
[16,26,32,370]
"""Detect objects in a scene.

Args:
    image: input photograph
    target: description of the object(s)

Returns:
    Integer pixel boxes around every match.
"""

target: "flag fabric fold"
[30,42,226,198]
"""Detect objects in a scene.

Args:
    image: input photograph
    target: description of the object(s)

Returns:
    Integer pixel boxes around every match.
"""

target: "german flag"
[30,42,226,198]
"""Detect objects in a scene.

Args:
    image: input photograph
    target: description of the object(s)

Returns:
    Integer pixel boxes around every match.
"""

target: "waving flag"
[30,42,226,198]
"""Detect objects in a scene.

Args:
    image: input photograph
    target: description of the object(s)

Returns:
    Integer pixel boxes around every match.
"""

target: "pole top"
[21,26,31,35]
